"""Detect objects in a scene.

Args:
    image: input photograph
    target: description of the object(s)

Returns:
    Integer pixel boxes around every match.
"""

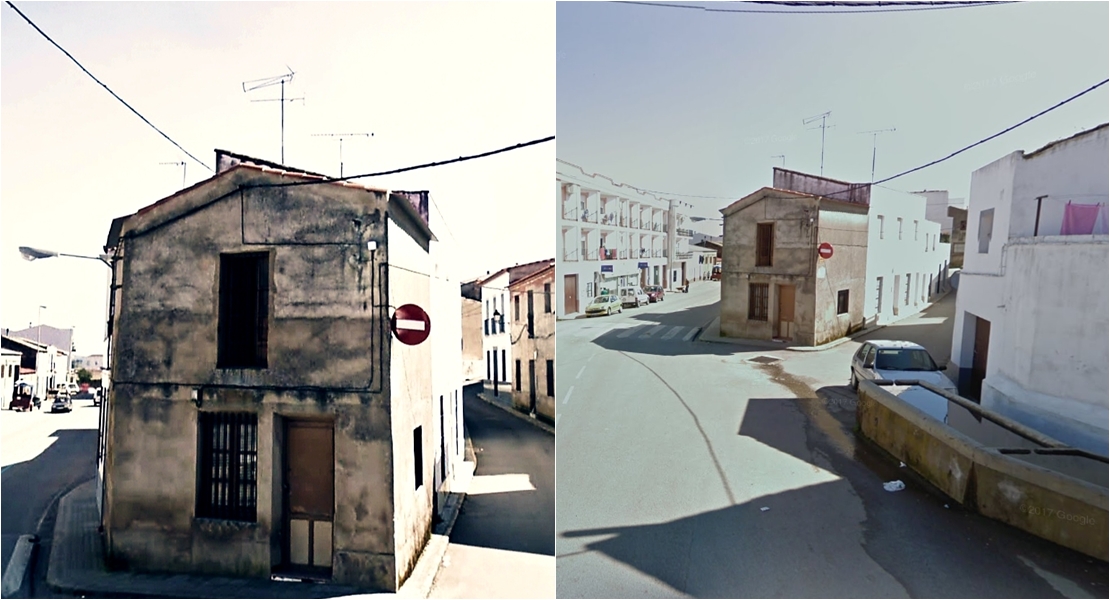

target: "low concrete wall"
[857,380,1108,561]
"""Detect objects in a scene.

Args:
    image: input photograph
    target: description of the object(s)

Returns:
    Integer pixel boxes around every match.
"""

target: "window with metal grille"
[527,290,535,339]
[414,426,423,490]
[837,289,849,315]
[217,252,269,369]
[543,283,552,313]
[197,412,258,522]
[748,283,769,321]
[546,359,554,397]
[755,223,774,267]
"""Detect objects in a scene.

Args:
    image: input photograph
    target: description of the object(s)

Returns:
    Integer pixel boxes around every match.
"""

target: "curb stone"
[2,534,36,598]
[476,392,555,435]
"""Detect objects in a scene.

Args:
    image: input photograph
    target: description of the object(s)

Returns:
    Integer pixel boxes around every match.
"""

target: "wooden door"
[971,317,991,400]
[564,275,578,314]
[284,420,334,576]
[776,285,795,340]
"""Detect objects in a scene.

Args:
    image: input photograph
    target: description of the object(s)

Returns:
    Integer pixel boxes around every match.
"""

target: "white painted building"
[556,160,687,317]
[478,269,513,397]
[1,349,21,409]
[951,123,1109,454]
[914,190,967,235]
[864,186,952,327]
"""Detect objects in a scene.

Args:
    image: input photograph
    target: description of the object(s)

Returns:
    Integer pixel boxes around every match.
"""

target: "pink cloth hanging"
[1060,201,1103,235]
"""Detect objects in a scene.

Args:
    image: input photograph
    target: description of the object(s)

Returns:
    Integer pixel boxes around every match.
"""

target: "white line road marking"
[617,326,643,339]
[682,328,699,341]
[640,325,666,339]
[396,319,426,331]
[556,413,561,427]
[576,365,586,379]
[563,386,574,404]
[661,326,684,340]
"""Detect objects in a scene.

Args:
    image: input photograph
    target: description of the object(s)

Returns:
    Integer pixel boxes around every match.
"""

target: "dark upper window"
[414,426,423,490]
[978,209,994,254]
[196,411,258,522]
[527,290,535,339]
[837,290,849,315]
[749,283,769,321]
[543,283,552,313]
[514,295,520,321]
[755,223,774,267]
[546,359,554,397]
[218,252,269,369]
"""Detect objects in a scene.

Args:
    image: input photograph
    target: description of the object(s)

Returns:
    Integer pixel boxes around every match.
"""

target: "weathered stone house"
[508,262,555,422]
[101,150,459,590]
[720,176,869,345]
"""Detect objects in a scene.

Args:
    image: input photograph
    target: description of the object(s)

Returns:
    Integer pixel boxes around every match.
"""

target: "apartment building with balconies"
[556,160,686,317]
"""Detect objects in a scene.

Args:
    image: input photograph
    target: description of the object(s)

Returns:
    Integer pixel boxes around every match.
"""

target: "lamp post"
[19,246,111,267]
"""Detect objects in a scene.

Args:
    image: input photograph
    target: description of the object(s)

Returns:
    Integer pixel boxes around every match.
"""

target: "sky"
[557,1,1109,219]
[1,1,554,358]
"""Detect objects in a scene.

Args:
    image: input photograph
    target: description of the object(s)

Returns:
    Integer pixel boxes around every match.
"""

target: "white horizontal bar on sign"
[396,319,426,331]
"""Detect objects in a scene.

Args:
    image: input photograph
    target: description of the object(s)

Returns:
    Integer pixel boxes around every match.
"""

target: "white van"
[620,287,649,308]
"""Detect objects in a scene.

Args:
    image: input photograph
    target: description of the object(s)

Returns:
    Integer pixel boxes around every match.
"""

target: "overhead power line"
[5,1,213,172]
[246,135,554,189]
[614,0,1018,14]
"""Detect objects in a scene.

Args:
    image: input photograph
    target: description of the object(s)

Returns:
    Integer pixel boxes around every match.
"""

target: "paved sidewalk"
[47,468,475,598]
[475,391,555,435]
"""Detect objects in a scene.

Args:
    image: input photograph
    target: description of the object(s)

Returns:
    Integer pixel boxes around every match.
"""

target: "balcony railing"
[600,213,618,226]
[580,207,599,224]
[676,228,694,237]
[601,248,618,260]
[563,248,578,262]
[582,249,599,261]
[676,251,693,260]
[639,249,650,258]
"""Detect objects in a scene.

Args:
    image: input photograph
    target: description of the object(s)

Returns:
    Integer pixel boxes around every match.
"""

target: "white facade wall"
[864,187,952,326]
[429,199,465,499]
[557,162,671,317]
[480,272,513,391]
[1,350,20,409]
[952,124,1109,453]
[917,190,967,235]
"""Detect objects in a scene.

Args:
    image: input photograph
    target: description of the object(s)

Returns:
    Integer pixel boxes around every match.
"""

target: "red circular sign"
[391,304,431,346]
[818,242,834,259]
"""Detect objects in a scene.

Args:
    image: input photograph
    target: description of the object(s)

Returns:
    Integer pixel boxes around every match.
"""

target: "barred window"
[197,412,257,521]
[749,283,769,321]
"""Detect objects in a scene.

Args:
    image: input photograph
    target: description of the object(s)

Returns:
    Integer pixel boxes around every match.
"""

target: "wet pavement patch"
[748,355,783,364]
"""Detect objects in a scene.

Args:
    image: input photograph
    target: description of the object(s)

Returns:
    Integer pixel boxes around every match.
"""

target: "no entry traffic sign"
[818,242,834,260]
[391,304,431,346]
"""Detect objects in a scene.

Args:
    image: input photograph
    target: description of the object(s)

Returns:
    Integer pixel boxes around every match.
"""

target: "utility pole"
[858,128,897,182]
[38,305,46,345]
[159,161,186,189]
[771,154,785,168]
[243,67,303,164]
[312,133,373,177]
[803,111,833,176]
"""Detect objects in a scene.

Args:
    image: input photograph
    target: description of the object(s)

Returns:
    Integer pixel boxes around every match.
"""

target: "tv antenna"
[771,155,785,168]
[159,161,186,188]
[312,132,374,177]
[803,111,834,175]
[858,128,897,183]
[243,67,304,164]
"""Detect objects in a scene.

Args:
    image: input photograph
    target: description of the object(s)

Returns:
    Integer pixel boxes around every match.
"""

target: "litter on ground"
[760,506,770,512]
[883,480,906,492]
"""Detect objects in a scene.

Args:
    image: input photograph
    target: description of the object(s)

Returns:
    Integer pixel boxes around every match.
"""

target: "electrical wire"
[5,1,213,172]
[614,0,1017,14]
[246,136,554,189]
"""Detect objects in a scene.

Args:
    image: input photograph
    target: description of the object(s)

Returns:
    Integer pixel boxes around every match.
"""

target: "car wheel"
[606,307,611,316]
[851,372,859,391]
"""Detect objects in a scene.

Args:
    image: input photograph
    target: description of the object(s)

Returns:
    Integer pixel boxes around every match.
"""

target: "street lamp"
[19,246,111,267]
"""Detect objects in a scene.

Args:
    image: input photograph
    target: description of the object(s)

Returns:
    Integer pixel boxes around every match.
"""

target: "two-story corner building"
[508,262,555,422]
[719,176,870,346]
[556,160,674,317]
[460,281,483,385]
[99,149,460,592]
[478,269,511,398]
[952,123,1109,455]
[865,186,951,327]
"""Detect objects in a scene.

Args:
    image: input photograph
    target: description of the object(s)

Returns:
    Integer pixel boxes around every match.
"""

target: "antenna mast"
[243,67,303,164]
[159,161,186,188]
[858,127,897,183]
[803,111,833,176]
[312,132,374,177]
[771,154,785,168]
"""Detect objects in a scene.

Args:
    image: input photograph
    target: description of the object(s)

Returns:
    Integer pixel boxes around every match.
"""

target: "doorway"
[282,419,334,579]
[775,284,795,340]
[563,275,578,314]
[971,317,991,401]
[893,275,900,316]
[528,359,537,414]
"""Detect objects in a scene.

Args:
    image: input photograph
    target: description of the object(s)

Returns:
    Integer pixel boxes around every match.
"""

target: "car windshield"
[592,296,611,304]
[874,349,938,371]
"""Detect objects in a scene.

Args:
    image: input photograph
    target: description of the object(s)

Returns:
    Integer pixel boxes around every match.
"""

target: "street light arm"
[19,246,111,267]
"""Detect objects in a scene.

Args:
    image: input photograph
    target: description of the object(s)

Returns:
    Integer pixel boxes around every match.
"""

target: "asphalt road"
[555,281,1107,598]
[1,398,98,596]
[428,384,555,598]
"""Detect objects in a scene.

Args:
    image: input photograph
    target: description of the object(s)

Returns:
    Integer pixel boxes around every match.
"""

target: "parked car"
[644,285,665,303]
[850,340,957,393]
[584,295,623,317]
[620,286,650,308]
[51,393,73,413]
[710,265,722,281]
[10,382,38,411]
[64,382,80,397]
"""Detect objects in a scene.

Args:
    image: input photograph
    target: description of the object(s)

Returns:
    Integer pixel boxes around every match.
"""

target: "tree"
[76,368,93,384]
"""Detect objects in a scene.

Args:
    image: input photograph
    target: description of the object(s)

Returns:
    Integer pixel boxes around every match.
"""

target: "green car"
[584,294,623,317]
